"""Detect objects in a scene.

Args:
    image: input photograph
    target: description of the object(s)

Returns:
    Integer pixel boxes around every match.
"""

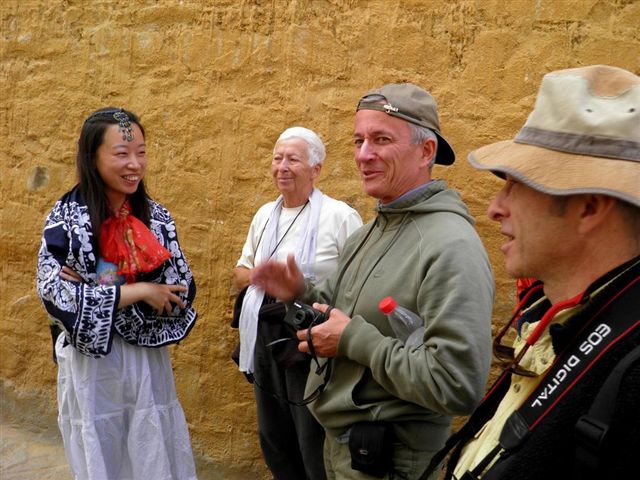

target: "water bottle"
[378,296,425,347]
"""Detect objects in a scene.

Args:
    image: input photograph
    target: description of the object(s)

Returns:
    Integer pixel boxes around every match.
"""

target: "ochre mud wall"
[2,0,638,477]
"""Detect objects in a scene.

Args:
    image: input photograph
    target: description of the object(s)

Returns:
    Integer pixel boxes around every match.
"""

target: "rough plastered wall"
[1,0,639,477]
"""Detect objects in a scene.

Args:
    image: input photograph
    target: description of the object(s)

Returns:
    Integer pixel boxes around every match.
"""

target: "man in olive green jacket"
[252,83,494,480]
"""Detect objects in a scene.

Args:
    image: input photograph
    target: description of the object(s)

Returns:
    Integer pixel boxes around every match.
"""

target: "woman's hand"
[119,282,187,315]
[232,266,252,291]
[59,266,83,282]
[141,283,187,315]
[60,264,187,315]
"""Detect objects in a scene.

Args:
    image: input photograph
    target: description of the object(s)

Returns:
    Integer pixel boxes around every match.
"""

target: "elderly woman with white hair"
[233,127,362,480]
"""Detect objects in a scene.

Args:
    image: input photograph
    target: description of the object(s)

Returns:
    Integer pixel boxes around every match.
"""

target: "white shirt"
[237,194,362,284]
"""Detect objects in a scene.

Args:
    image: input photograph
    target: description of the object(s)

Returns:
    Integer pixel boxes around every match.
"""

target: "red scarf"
[100,201,171,283]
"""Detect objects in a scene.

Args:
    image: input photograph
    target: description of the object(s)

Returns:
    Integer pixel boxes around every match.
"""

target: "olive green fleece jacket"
[302,180,494,452]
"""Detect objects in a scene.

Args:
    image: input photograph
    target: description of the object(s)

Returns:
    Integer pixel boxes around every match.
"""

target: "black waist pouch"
[349,421,394,478]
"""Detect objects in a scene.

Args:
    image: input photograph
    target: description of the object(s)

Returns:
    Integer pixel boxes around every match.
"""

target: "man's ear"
[577,194,617,234]
[420,138,437,168]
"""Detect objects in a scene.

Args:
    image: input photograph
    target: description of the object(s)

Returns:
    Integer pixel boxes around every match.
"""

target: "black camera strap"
[466,298,639,479]
[495,276,640,455]
[294,312,335,405]
[307,306,333,374]
[426,269,639,480]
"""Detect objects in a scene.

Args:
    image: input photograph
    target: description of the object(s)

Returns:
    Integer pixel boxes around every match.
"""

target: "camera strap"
[307,306,333,374]
[279,307,334,406]
[496,276,640,451]
[427,269,639,480]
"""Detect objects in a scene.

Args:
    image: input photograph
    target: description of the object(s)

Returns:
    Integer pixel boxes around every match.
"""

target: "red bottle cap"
[379,296,397,314]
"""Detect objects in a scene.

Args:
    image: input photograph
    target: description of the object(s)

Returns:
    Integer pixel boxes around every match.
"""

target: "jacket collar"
[377,179,447,213]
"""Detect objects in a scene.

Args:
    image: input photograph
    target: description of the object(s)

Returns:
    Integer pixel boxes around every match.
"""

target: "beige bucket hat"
[468,65,640,207]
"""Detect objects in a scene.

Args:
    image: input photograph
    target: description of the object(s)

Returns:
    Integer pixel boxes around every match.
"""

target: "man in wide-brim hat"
[427,65,640,480]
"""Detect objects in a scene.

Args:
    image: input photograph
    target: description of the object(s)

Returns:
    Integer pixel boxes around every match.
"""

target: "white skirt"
[56,334,197,480]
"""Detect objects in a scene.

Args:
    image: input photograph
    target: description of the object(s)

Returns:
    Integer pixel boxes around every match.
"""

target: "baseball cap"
[357,83,456,165]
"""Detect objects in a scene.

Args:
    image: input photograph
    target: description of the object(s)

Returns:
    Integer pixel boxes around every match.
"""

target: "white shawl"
[238,188,324,373]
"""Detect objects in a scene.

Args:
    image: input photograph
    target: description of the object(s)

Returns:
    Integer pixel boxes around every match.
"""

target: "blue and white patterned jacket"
[36,187,197,358]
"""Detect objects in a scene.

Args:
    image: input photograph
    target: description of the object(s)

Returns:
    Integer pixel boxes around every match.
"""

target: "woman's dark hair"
[77,107,151,253]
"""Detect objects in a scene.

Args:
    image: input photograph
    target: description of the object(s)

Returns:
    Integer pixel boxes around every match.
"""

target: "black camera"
[284,300,327,330]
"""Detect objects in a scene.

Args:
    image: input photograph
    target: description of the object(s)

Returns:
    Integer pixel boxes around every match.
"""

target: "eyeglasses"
[493,285,584,377]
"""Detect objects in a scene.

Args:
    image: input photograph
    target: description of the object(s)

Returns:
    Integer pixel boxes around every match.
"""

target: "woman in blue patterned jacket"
[36,107,198,480]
